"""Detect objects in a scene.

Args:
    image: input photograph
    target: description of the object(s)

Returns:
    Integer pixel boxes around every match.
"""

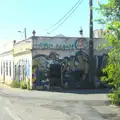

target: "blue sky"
[0,0,107,41]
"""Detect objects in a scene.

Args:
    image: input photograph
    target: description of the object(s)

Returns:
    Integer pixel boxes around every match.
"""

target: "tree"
[96,0,120,104]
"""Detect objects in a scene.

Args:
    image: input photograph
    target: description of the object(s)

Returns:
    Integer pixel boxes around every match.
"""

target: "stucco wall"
[0,41,13,84]
[13,52,32,87]
[32,36,108,55]
[13,38,32,86]
[13,38,32,55]
[0,52,13,84]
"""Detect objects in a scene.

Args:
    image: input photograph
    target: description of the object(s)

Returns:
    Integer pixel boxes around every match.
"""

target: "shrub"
[27,80,31,90]
[96,0,120,105]
[20,80,27,89]
[11,80,20,88]
[108,88,120,105]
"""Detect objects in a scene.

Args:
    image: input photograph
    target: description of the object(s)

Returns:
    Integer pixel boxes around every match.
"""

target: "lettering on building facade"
[33,38,88,50]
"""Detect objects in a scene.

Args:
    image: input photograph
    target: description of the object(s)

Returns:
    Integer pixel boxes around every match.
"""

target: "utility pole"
[24,28,27,39]
[89,0,95,86]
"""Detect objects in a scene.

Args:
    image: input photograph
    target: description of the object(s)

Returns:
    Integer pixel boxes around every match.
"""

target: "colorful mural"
[31,37,109,89]
[32,50,90,90]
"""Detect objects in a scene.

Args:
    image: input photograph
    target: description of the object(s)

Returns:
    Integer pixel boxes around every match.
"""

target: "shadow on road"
[64,89,109,94]
[41,88,110,95]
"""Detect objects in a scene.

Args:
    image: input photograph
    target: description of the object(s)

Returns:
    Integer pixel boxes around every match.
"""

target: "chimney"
[13,40,16,45]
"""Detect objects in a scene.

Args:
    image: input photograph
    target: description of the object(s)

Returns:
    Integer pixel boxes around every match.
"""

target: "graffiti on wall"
[33,38,89,50]
[26,58,30,76]
[32,50,89,89]
[14,58,31,82]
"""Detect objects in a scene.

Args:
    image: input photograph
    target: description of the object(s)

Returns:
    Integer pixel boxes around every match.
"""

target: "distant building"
[55,34,65,37]
[93,29,103,38]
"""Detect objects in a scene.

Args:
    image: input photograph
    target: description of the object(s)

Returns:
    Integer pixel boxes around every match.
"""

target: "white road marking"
[5,107,22,120]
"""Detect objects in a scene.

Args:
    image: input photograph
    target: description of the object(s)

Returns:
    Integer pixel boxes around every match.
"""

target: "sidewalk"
[0,83,12,89]
[0,83,29,92]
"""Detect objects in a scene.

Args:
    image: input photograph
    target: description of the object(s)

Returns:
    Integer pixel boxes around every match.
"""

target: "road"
[0,97,14,120]
[0,87,120,120]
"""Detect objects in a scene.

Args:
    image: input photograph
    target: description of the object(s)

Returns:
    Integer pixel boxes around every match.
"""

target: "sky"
[0,0,107,42]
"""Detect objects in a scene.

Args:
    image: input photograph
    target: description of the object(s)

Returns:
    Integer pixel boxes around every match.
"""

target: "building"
[0,41,14,84]
[32,36,108,89]
[93,29,103,38]
[13,38,32,87]
[0,34,108,89]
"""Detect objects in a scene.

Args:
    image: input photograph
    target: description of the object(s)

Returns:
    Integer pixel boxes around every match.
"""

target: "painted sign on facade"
[32,37,89,50]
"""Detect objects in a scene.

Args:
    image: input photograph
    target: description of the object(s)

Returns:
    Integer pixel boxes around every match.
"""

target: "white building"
[13,38,32,87]
[93,29,103,38]
[0,41,14,84]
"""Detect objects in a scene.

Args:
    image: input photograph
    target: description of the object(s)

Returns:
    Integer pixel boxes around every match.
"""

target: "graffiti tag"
[37,39,88,50]
[56,44,74,50]
[39,43,54,49]
[39,43,74,50]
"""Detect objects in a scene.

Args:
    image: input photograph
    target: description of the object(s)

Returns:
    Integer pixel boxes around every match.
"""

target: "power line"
[45,0,82,31]
[47,0,84,35]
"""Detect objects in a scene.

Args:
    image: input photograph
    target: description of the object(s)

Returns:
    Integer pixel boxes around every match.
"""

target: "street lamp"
[18,28,27,39]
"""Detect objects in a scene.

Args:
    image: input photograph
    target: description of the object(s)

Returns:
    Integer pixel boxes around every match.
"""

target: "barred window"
[9,61,11,76]
[6,61,8,75]
[1,62,2,75]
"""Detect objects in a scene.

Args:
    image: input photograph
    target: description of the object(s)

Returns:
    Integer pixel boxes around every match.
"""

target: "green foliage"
[96,0,120,25]
[26,79,31,90]
[20,80,27,89]
[11,80,20,88]
[108,88,120,105]
[96,0,120,105]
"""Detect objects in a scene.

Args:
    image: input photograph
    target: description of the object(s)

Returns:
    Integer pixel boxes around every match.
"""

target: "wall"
[13,53,32,83]
[32,36,89,50]
[32,37,91,89]
[13,38,32,55]
[0,41,13,84]
[32,36,108,53]
[13,38,32,87]
[31,36,109,89]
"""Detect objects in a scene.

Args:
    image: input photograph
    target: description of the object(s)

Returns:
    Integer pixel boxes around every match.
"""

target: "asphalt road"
[0,87,120,120]
[0,97,14,120]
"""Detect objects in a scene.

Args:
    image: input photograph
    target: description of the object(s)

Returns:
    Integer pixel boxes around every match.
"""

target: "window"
[9,61,11,76]
[6,61,8,75]
[1,62,2,75]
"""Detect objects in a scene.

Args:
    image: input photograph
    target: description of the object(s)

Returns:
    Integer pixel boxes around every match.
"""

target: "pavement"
[0,84,120,120]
